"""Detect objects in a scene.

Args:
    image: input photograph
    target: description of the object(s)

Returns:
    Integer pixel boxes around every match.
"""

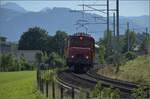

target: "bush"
[48,52,65,67]
[124,51,137,60]
[0,54,33,71]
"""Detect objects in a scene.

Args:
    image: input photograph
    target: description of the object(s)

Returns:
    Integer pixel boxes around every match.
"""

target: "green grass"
[0,71,46,99]
[98,55,150,84]
[117,55,150,83]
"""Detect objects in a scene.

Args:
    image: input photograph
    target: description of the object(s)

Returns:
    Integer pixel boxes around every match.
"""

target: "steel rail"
[87,68,150,93]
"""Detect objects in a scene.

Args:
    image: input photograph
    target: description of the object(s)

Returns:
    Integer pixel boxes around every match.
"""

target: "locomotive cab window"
[69,36,94,48]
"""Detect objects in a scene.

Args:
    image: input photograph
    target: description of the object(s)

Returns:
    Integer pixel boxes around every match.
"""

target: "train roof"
[73,33,91,37]
[69,33,93,38]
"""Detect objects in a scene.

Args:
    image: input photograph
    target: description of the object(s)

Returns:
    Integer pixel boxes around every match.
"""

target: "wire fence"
[36,64,92,99]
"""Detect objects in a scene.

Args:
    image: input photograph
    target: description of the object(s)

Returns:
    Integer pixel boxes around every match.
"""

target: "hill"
[0,3,149,41]
[97,55,150,84]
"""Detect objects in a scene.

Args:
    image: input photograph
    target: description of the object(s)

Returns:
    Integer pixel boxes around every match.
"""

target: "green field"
[98,55,150,84]
[0,71,46,99]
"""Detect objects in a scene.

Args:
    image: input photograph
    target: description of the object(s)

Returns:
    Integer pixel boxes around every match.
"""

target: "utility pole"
[107,0,109,34]
[127,22,130,51]
[116,0,119,42]
[113,13,116,37]
[146,27,148,35]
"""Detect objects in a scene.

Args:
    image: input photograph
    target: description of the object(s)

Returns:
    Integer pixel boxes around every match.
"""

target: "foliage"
[0,54,14,71]
[110,88,121,99]
[19,27,68,57]
[107,52,126,73]
[124,51,137,60]
[48,52,65,67]
[79,88,85,99]
[0,54,33,71]
[50,31,68,56]
[103,30,114,60]
[92,81,103,98]
[139,33,150,54]
[35,52,43,65]
[18,27,48,50]
[99,45,105,64]
[123,30,137,52]
[98,55,150,84]
[131,85,148,99]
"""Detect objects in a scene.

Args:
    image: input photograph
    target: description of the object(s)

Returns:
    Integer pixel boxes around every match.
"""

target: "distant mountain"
[1,2,26,13]
[0,3,149,41]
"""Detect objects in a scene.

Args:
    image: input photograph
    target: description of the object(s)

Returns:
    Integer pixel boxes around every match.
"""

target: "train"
[65,33,95,72]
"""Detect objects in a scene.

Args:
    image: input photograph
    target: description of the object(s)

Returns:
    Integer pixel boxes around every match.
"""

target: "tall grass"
[98,55,150,84]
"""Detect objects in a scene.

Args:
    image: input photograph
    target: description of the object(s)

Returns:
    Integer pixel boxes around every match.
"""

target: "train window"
[69,37,94,48]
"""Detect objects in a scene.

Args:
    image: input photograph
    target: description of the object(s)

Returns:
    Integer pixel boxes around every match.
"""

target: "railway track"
[87,69,150,92]
[57,70,131,98]
[56,68,150,98]
[57,70,95,90]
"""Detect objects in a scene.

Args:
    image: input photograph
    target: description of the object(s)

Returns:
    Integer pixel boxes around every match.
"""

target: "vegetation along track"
[87,68,150,93]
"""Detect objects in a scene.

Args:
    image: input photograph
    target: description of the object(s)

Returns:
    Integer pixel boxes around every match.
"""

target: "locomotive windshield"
[69,36,94,48]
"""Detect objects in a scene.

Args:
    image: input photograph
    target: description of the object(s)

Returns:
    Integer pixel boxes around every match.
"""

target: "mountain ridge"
[0,3,149,41]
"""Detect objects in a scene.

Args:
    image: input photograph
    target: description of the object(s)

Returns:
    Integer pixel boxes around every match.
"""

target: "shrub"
[124,51,137,60]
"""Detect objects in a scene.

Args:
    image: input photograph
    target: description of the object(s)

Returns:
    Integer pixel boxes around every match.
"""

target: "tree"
[19,55,32,70]
[35,52,43,65]
[51,31,68,56]
[124,51,137,60]
[123,30,137,52]
[99,45,105,64]
[0,54,14,71]
[18,27,48,50]
[98,30,114,64]
[48,52,65,67]
[139,33,150,54]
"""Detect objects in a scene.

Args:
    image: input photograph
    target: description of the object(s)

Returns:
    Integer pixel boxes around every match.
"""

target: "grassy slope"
[98,55,150,84]
[0,71,45,99]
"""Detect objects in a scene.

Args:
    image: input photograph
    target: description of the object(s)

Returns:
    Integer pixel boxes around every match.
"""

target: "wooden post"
[39,72,42,92]
[52,81,55,99]
[71,88,74,99]
[60,86,64,99]
[46,81,49,97]
[41,78,44,94]
[86,92,89,99]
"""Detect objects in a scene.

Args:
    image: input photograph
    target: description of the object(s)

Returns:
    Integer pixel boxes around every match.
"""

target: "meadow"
[0,71,46,99]
[98,55,150,84]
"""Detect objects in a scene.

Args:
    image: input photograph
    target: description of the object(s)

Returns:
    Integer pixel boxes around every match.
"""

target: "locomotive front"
[66,33,95,72]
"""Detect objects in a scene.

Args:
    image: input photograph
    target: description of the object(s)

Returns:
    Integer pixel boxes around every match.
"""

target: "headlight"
[86,56,89,59]
[71,55,74,58]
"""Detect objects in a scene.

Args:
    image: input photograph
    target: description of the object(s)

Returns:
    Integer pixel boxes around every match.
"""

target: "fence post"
[46,80,49,97]
[37,69,39,89]
[52,81,55,99]
[60,86,64,99]
[41,78,44,94]
[86,92,89,99]
[71,88,74,99]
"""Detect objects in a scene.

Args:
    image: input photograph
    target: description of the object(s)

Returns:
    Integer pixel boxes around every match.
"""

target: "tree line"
[0,27,67,71]
[98,29,150,73]
[18,27,67,56]
[0,26,149,71]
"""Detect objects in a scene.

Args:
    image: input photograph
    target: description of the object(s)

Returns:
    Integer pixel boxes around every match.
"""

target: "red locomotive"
[65,33,95,72]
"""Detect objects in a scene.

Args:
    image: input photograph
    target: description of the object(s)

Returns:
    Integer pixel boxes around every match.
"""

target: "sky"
[0,0,149,17]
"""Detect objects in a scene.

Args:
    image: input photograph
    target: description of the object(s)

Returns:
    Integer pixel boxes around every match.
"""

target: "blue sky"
[1,0,149,17]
